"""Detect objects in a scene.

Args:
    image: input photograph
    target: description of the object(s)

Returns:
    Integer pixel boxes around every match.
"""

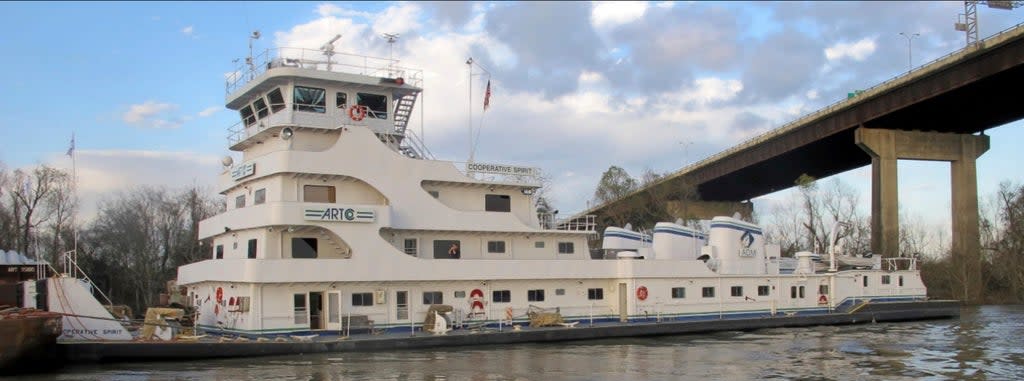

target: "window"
[215,244,224,259]
[487,241,506,254]
[882,275,891,285]
[247,239,257,259]
[236,296,251,312]
[294,86,326,113]
[792,285,805,298]
[528,289,545,302]
[758,285,770,296]
[671,287,686,299]
[899,276,904,287]
[702,287,715,298]
[534,241,545,248]
[240,105,256,126]
[587,288,604,300]
[292,238,318,259]
[484,194,511,212]
[403,239,418,256]
[352,293,373,306]
[294,293,307,324]
[254,189,266,205]
[422,291,443,305]
[493,290,511,303]
[819,285,829,295]
[454,291,466,298]
[863,275,869,287]
[356,93,388,119]
[555,288,565,296]
[235,195,245,208]
[253,98,269,119]
[267,88,285,113]
[731,286,743,297]
[799,286,805,298]
[558,242,575,254]
[303,185,336,203]
[428,190,439,198]
[791,286,797,299]
[336,92,348,109]
[433,240,461,259]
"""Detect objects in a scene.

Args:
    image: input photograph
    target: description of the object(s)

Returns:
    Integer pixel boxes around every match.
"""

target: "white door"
[326,291,342,331]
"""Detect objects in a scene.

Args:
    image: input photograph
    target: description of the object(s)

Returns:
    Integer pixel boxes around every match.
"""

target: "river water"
[16,305,1024,381]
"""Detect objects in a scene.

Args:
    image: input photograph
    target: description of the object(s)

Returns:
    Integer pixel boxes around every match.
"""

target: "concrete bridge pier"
[855,128,989,302]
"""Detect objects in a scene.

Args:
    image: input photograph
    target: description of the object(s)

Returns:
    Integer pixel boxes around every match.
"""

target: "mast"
[466,57,474,164]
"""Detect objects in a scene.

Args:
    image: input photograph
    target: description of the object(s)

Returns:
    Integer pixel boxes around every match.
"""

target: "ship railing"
[538,213,596,232]
[227,47,424,95]
[57,250,116,308]
[884,257,918,271]
[400,129,435,160]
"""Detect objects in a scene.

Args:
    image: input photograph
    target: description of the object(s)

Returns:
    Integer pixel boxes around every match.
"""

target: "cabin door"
[618,283,628,322]
[310,292,324,330]
[326,291,342,331]
[396,291,409,321]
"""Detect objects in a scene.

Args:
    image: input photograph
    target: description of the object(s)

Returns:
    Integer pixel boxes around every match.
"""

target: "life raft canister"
[636,286,649,301]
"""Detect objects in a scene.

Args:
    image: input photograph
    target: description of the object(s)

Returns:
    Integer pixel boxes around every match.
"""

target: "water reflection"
[21,306,1024,381]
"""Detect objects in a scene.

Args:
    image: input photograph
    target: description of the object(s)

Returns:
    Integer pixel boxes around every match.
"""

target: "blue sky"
[1,1,1022,248]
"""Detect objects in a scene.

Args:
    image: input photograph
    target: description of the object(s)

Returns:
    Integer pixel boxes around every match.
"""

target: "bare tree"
[6,165,71,260]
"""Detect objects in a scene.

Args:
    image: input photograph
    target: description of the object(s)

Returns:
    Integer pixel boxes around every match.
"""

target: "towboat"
[6,36,959,364]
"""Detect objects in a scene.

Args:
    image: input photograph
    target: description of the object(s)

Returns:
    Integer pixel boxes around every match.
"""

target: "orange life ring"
[215,287,223,303]
[818,294,828,305]
[636,286,649,301]
[348,105,367,121]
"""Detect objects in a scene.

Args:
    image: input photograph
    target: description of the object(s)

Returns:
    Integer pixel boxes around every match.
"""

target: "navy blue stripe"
[653,228,706,239]
[604,232,647,241]
[710,222,762,235]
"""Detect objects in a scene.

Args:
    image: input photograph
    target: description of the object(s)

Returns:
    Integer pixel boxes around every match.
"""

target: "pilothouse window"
[304,185,336,203]
[253,98,269,119]
[294,86,326,113]
[485,194,511,212]
[267,88,285,113]
[356,93,388,119]
[240,105,256,126]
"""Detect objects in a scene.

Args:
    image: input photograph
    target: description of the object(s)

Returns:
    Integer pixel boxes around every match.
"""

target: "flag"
[66,133,75,157]
[483,80,491,110]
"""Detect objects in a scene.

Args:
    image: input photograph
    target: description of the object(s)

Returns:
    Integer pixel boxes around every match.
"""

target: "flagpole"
[466,57,474,165]
[70,133,78,277]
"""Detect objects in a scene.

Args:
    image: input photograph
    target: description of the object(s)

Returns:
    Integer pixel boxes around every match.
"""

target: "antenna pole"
[466,57,474,164]
[383,33,400,78]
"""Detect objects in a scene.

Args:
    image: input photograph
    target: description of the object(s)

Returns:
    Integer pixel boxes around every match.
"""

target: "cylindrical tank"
[707,216,766,274]
[652,222,706,260]
[602,226,647,251]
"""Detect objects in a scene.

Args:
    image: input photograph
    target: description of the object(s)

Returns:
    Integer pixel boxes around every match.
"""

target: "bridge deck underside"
[685,36,1024,202]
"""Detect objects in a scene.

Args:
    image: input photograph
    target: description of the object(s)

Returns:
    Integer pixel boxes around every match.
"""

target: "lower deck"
[61,300,961,363]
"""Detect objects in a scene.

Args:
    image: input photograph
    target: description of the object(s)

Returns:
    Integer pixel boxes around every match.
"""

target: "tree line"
[0,162,221,315]
[590,165,1024,304]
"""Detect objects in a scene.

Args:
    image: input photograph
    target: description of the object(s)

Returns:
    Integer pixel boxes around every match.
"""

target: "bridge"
[575,22,1024,302]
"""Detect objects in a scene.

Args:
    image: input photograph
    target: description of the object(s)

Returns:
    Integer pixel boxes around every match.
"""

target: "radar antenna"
[321,34,342,70]
[382,33,400,77]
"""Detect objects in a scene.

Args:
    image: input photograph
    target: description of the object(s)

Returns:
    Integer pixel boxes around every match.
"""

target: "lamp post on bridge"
[899,32,920,71]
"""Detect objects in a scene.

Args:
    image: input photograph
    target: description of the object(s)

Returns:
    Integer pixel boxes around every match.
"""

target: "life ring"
[636,286,649,301]
[215,287,224,303]
[348,105,367,121]
[470,289,485,313]
[505,307,513,320]
[818,294,828,305]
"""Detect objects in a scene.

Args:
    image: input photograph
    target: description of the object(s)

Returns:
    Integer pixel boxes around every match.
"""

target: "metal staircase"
[383,91,434,160]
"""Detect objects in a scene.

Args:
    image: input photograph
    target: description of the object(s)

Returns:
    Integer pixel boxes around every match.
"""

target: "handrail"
[227,47,424,95]
[59,250,116,308]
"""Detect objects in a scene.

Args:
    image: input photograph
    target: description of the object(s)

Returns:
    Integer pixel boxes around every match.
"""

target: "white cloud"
[122,101,181,128]
[198,106,221,117]
[47,150,221,221]
[182,25,194,36]
[825,37,876,62]
[591,1,649,29]
[372,3,422,36]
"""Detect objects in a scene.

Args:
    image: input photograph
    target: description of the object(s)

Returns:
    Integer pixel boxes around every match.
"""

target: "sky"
[1,1,1022,248]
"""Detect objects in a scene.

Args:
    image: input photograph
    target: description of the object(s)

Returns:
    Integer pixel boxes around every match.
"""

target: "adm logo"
[739,230,757,257]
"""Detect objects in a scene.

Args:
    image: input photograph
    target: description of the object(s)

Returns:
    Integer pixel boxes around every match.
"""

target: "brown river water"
[14,305,1024,381]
